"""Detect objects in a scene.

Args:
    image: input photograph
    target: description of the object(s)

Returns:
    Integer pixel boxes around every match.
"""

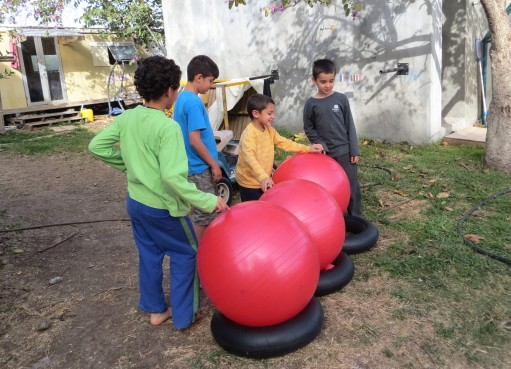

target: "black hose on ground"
[5,171,507,268]
[456,188,511,265]
[1,165,392,234]
[0,218,131,233]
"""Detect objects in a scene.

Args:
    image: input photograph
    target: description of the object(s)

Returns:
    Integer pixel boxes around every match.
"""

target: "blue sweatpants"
[126,195,200,329]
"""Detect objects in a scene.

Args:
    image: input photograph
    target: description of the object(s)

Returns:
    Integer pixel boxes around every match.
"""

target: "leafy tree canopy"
[0,0,163,47]
[0,1,360,46]
[227,0,362,18]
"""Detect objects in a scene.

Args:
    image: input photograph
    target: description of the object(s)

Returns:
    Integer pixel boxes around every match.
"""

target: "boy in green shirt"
[89,56,228,330]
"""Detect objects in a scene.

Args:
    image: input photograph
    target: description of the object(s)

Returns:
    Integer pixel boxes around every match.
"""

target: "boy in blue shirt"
[89,56,229,330]
[173,55,221,242]
[303,58,362,217]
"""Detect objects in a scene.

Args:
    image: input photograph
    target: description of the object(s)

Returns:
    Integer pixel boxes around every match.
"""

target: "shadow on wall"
[244,0,463,144]
[441,0,478,127]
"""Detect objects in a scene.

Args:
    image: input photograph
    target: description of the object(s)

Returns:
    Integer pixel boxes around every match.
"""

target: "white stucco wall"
[163,0,444,145]
[441,0,489,131]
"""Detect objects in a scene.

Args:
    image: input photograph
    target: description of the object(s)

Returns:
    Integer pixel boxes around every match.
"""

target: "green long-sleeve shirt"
[88,105,217,217]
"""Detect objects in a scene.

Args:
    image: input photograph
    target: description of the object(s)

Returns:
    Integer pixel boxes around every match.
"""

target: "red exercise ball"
[198,201,320,327]
[261,179,345,270]
[273,153,351,212]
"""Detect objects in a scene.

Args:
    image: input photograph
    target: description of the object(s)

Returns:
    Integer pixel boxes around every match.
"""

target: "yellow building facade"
[0,27,139,115]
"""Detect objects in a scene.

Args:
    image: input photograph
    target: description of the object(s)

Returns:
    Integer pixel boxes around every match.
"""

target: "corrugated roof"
[16,28,83,37]
[0,26,110,36]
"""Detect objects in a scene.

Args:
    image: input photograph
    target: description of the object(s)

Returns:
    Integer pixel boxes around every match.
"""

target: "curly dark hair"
[134,56,182,101]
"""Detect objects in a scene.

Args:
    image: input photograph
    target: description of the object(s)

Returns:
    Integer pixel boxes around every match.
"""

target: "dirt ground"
[0,119,485,369]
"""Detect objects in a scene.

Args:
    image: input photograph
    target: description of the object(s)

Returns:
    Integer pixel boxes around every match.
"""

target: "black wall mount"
[249,69,280,83]
[379,63,409,75]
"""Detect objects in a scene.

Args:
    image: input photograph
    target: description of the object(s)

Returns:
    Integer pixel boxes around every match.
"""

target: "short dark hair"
[247,94,275,119]
[187,55,219,82]
[312,59,336,79]
[134,56,181,101]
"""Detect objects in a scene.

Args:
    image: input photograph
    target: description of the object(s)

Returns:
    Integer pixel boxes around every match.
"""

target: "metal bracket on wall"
[379,63,409,75]
[270,69,279,82]
[249,70,280,83]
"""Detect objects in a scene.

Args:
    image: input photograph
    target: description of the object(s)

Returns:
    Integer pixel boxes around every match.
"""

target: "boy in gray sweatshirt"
[303,58,362,217]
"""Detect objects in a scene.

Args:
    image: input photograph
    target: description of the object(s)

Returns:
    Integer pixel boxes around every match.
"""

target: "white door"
[18,36,67,106]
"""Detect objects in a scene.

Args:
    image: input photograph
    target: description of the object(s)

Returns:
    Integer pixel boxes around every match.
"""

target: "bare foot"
[150,308,172,326]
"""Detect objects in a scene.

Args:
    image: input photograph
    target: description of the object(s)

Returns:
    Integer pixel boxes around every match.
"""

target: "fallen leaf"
[428,179,438,183]
[424,192,434,199]
[459,162,472,171]
[403,165,413,170]
[393,190,408,197]
[379,199,385,208]
[436,192,450,198]
[362,140,369,145]
[444,207,454,212]
[465,234,484,244]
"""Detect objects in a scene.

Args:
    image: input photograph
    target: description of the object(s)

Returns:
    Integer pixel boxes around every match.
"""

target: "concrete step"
[443,127,486,147]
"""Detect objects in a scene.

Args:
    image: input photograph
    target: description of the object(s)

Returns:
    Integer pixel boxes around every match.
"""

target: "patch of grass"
[382,348,394,358]
[0,214,25,258]
[275,127,293,139]
[357,140,511,366]
[0,127,95,155]
[0,304,17,314]
[274,136,510,365]
[188,350,270,369]
[434,321,457,339]
[274,128,295,164]
[2,128,510,367]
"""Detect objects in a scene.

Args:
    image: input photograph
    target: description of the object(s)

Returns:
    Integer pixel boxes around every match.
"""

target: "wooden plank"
[1,98,110,115]
[10,110,78,123]
[230,115,251,140]
[24,116,86,130]
[221,86,229,129]
[0,90,4,135]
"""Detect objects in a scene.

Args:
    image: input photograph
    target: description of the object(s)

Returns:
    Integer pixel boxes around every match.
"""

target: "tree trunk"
[0,90,5,135]
[480,0,511,172]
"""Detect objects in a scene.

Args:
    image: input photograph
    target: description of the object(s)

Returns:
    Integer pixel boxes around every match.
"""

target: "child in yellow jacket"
[235,93,323,201]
